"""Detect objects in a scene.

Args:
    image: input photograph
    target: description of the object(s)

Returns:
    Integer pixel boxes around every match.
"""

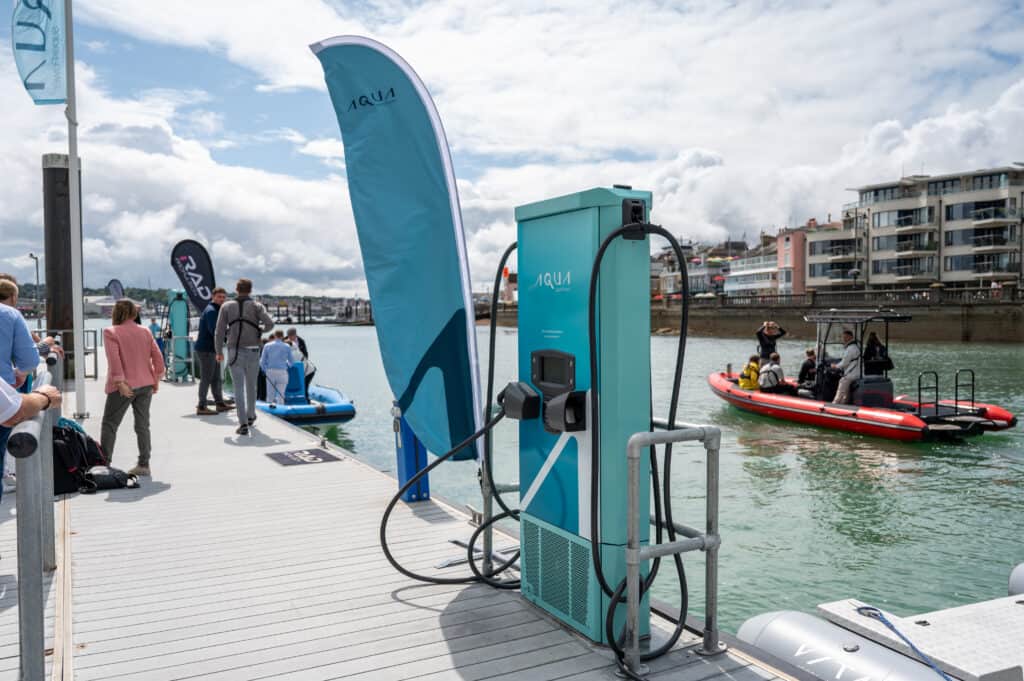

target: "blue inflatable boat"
[256,363,356,424]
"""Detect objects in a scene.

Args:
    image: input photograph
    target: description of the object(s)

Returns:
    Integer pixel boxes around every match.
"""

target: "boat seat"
[853,376,893,408]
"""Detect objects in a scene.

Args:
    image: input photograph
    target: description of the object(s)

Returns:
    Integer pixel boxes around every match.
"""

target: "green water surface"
[286,324,1024,631]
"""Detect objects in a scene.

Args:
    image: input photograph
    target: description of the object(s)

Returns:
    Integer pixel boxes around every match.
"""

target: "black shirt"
[798,358,816,384]
[756,326,786,359]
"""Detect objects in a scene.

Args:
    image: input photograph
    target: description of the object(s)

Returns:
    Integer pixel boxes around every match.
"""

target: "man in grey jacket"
[215,278,274,435]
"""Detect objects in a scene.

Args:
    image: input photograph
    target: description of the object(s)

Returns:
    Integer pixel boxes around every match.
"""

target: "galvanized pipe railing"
[6,359,60,681]
[624,425,724,675]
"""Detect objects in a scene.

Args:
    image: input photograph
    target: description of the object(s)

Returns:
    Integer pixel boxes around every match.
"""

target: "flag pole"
[64,0,87,418]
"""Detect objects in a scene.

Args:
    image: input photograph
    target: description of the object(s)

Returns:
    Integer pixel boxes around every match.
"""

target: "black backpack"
[52,426,110,494]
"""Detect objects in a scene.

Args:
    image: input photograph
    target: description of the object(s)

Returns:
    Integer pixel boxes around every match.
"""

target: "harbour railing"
[6,355,62,681]
[678,284,1021,308]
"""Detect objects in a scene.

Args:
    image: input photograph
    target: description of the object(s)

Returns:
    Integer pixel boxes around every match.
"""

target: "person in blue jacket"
[194,287,232,415]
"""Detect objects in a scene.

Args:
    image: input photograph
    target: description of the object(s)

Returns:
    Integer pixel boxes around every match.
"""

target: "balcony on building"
[826,267,858,285]
[894,213,936,235]
[892,264,936,283]
[827,245,858,262]
[972,231,1015,253]
[894,238,938,257]
[972,261,1021,280]
[972,205,1019,227]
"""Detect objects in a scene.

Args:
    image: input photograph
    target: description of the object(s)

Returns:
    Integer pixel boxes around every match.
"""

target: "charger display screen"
[541,356,570,386]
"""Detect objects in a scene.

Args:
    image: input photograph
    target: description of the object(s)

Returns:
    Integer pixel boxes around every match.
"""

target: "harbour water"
[291,323,1024,633]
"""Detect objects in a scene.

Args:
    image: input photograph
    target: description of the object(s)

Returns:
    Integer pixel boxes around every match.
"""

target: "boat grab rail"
[954,369,975,416]
[917,371,939,418]
[623,426,725,675]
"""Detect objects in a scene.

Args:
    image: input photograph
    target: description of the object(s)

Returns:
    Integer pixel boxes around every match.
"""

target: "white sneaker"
[2,474,16,494]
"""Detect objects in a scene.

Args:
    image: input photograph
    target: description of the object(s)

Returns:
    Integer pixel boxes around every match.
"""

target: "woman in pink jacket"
[101,300,165,476]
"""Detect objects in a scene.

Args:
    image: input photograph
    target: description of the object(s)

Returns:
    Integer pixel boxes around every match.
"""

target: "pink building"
[777,226,807,295]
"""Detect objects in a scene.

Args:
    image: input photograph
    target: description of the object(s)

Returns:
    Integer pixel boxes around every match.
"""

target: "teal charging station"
[516,187,652,643]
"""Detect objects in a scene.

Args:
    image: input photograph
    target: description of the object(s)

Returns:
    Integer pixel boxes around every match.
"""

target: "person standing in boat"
[832,329,861,404]
[286,327,315,402]
[756,321,786,360]
[215,279,274,436]
[260,330,294,405]
[863,331,891,375]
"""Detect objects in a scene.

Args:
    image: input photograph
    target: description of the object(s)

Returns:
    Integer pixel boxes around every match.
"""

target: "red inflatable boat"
[709,310,1017,442]
[708,372,1016,441]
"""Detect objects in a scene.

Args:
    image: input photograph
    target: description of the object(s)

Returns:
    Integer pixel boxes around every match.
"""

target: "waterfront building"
[724,233,779,296]
[805,219,866,291]
[776,226,807,295]
[843,166,1024,288]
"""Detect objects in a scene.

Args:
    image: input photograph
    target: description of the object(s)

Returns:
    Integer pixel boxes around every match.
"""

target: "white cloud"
[4,1,1024,297]
[297,138,345,169]
[85,40,109,53]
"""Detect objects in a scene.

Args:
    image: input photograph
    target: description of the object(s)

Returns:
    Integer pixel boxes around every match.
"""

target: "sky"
[3,0,1024,297]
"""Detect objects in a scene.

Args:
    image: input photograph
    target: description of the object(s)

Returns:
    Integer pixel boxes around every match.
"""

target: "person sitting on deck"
[832,330,861,404]
[756,321,786,360]
[797,348,817,388]
[738,354,761,391]
[260,330,294,406]
[758,352,799,396]
[863,331,892,375]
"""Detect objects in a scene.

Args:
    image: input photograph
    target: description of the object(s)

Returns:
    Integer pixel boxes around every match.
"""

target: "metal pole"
[64,0,87,420]
[41,356,62,571]
[10,368,53,681]
[30,253,41,329]
[701,429,723,655]
[625,436,642,674]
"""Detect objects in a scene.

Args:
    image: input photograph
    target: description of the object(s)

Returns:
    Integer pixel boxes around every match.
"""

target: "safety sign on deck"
[266,448,341,466]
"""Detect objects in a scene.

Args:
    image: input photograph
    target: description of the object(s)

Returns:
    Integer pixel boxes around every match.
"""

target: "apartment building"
[843,166,1023,288]
[777,227,806,295]
[805,219,866,291]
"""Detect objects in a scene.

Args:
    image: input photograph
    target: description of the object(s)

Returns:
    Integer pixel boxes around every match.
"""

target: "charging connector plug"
[497,382,541,421]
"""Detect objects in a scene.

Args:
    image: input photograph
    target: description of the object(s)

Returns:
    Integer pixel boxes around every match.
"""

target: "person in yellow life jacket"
[738,354,761,391]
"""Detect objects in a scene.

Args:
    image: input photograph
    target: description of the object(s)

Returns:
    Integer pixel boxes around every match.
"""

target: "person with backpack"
[758,352,799,396]
[215,279,274,436]
[101,300,165,476]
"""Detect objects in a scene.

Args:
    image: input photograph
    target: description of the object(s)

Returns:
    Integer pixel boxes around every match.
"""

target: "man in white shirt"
[0,380,61,427]
[833,330,861,404]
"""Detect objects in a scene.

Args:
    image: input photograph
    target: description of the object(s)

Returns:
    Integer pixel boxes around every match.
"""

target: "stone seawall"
[495,303,1024,343]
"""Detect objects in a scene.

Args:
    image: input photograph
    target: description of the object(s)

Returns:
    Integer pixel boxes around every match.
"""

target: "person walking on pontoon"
[215,278,274,436]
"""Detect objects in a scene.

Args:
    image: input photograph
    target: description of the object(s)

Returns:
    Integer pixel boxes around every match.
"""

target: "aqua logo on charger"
[533,271,572,292]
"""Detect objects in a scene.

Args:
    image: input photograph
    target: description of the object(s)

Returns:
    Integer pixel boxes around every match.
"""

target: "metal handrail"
[6,359,60,681]
[624,425,724,675]
[954,369,975,416]
[917,371,939,418]
[47,327,99,379]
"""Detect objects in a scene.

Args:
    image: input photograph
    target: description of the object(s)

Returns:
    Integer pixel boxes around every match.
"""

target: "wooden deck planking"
[47,355,789,681]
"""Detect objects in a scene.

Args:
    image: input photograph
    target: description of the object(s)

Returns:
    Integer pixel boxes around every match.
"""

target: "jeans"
[101,385,154,466]
[265,369,289,405]
[196,351,224,408]
[228,347,260,424]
